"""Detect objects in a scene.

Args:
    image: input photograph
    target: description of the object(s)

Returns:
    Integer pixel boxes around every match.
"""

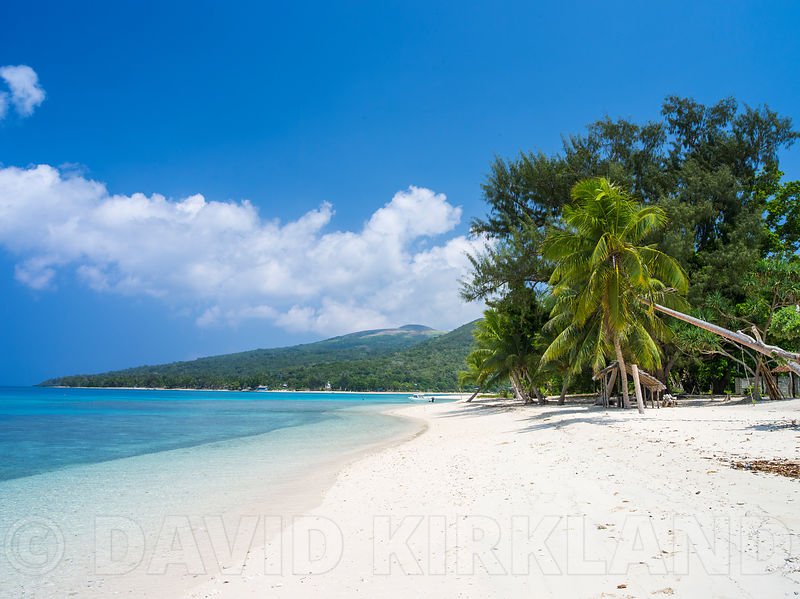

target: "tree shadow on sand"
[515,408,628,432]
[434,398,800,434]
[434,400,629,431]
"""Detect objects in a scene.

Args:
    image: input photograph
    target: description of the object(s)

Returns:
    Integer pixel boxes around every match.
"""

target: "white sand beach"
[188,398,800,599]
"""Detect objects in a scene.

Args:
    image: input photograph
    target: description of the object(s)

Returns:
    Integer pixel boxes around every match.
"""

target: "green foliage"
[472,97,798,304]
[461,222,551,304]
[462,304,545,402]
[670,311,725,358]
[457,349,491,391]
[738,259,800,345]
[765,177,800,257]
[542,177,688,374]
[693,356,735,395]
[464,96,798,395]
[43,324,478,391]
[771,306,800,343]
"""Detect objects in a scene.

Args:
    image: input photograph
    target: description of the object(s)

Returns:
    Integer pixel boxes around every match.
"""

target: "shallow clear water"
[0,387,414,481]
[0,387,422,597]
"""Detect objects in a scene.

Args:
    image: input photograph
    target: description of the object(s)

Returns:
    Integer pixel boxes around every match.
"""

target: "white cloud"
[0,65,45,118]
[0,164,487,335]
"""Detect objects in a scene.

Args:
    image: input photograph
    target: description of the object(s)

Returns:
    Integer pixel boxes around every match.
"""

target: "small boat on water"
[410,393,461,402]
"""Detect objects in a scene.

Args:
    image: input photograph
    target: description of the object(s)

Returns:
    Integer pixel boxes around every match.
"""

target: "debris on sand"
[730,459,800,479]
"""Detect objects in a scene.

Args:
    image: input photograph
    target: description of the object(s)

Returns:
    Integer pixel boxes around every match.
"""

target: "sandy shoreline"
[0,405,424,599]
[187,397,800,599]
[44,386,471,397]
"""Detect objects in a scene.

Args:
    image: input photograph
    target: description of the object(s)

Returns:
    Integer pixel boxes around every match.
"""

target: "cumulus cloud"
[0,164,487,334]
[0,65,45,118]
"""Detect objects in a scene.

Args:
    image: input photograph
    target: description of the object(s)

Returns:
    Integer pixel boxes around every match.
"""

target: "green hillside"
[42,322,478,391]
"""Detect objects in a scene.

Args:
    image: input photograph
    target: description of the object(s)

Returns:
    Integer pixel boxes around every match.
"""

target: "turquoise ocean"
[0,386,418,481]
[0,387,423,598]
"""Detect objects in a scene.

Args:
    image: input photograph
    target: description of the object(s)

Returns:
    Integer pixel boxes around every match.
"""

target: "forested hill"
[41,322,479,391]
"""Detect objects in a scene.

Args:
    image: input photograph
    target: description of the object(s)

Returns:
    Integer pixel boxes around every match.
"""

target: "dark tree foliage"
[465,96,798,394]
[461,222,551,303]
[473,97,797,303]
[760,164,800,258]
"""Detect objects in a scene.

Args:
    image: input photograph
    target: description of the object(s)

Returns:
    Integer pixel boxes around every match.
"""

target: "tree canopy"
[461,96,799,403]
[542,177,687,409]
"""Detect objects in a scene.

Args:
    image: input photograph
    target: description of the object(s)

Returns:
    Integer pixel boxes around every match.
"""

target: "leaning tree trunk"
[759,361,783,401]
[658,353,677,388]
[522,369,546,405]
[509,371,532,404]
[508,372,522,402]
[557,378,569,405]
[648,302,800,376]
[531,387,546,405]
[464,389,480,403]
[613,335,631,409]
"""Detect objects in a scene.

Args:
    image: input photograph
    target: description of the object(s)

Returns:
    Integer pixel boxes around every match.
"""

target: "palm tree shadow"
[435,400,522,418]
[517,414,628,432]
[744,421,799,432]
[434,400,629,431]
[515,406,628,432]
[436,397,799,434]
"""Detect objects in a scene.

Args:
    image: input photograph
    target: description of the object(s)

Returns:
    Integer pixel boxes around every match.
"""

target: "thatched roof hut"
[593,361,666,408]
[593,362,665,391]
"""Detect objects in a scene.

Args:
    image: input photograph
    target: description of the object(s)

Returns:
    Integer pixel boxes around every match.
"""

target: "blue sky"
[1,0,799,385]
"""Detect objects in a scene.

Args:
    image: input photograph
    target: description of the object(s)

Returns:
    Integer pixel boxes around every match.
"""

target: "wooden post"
[631,364,645,414]
[600,373,607,407]
[605,369,617,408]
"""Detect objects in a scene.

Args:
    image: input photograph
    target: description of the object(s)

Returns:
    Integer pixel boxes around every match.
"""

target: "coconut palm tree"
[458,349,492,402]
[468,308,543,404]
[542,177,688,413]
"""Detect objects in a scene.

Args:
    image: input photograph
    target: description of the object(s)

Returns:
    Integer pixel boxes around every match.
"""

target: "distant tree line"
[43,322,479,392]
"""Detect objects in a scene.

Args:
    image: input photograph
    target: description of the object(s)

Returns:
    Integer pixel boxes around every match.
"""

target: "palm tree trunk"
[509,371,527,403]
[532,387,546,404]
[613,334,631,409]
[521,369,544,404]
[649,302,800,376]
[465,389,480,403]
[659,353,677,387]
[558,378,569,405]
